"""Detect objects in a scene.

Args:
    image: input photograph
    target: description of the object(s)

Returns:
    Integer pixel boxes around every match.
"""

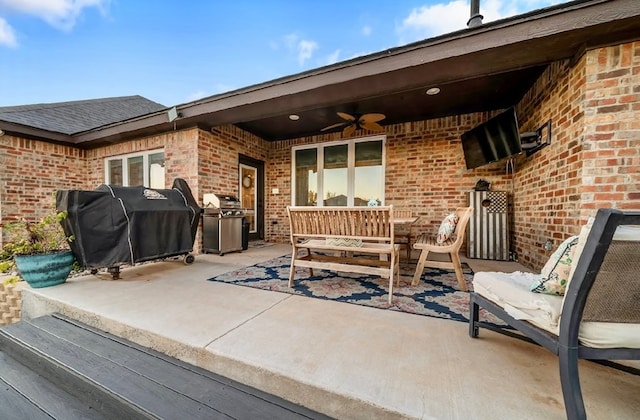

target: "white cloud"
[185,90,207,102]
[396,0,564,44]
[361,25,372,37]
[183,83,239,103]
[297,39,318,66]
[347,51,373,60]
[397,0,470,43]
[283,33,298,49]
[283,33,318,66]
[211,83,237,94]
[0,0,109,31]
[0,17,17,47]
[325,49,341,65]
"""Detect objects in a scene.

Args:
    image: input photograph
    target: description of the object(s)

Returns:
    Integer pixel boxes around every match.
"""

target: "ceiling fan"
[321,112,386,136]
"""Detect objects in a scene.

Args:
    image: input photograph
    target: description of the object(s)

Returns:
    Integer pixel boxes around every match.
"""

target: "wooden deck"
[0,313,329,419]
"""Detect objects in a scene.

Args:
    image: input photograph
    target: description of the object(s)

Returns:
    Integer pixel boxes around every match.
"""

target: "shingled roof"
[0,96,166,135]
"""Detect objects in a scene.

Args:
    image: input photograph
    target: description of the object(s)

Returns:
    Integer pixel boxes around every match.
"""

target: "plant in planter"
[1,209,75,288]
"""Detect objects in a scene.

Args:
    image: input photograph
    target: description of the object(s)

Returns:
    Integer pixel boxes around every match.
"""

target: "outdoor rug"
[248,240,275,249]
[208,255,505,326]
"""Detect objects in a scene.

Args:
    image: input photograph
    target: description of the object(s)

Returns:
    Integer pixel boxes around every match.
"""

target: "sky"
[0,0,566,108]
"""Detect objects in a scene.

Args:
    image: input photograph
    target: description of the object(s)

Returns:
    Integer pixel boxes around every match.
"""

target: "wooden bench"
[286,206,400,304]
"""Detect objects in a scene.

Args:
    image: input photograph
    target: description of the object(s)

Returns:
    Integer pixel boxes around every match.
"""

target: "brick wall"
[203,125,269,203]
[512,59,586,268]
[0,136,86,244]
[263,115,514,243]
[511,41,640,269]
[85,126,269,253]
[582,42,640,212]
[385,115,514,234]
[84,132,169,188]
[265,133,338,241]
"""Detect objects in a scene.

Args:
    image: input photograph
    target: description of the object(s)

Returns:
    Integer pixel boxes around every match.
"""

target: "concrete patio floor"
[17,244,640,419]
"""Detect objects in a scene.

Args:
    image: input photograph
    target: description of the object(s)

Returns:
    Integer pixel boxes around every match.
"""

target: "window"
[292,136,385,206]
[105,149,165,188]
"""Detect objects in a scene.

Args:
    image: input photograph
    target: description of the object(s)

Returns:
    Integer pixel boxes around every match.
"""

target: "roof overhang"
[0,120,72,144]
[5,0,640,147]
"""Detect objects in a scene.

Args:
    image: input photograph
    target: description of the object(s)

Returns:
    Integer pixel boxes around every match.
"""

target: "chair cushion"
[474,271,563,329]
[530,235,579,295]
[437,213,458,244]
[474,271,640,348]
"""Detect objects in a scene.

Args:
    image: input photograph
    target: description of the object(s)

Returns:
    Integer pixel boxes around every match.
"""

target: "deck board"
[0,314,328,420]
[1,350,104,419]
[30,315,321,419]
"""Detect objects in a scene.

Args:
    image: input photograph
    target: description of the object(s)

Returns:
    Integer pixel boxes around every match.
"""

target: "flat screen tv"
[461,107,522,170]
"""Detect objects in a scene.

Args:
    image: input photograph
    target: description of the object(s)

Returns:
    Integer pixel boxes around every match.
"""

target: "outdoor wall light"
[289,114,300,121]
[167,106,180,122]
[426,87,440,95]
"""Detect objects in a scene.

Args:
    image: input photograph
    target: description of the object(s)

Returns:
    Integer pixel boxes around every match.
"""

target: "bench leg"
[304,248,315,277]
[388,252,398,304]
[451,252,467,291]
[288,246,298,287]
[411,249,429,286]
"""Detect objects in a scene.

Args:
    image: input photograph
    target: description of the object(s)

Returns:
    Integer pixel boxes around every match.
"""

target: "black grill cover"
[56,178,201,269]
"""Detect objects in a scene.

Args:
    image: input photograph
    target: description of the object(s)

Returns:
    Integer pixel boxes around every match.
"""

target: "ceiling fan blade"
[321,122,347,131]
[343,124,356,137]
[360,121,384,131]
[359,113,386,124]
[337,112,356,122]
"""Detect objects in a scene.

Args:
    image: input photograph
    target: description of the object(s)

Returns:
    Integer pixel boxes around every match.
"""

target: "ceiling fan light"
[426,87,441,95]
[289,114,300,121]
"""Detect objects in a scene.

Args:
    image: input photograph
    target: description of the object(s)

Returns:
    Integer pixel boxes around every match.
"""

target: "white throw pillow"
[567,217,595,286]
[437,213,459,244]
[531,235,579,295]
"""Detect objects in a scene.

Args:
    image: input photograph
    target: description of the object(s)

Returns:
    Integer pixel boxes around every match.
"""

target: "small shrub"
[2,210,73,256]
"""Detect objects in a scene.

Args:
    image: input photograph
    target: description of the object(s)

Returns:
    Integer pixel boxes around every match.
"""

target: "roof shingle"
[0,96,166,135]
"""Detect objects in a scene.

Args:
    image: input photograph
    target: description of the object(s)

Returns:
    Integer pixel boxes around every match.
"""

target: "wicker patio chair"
[469,208,640,420]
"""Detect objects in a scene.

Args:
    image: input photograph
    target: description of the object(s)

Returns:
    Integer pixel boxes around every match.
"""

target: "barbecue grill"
[202,194,245,255]
[56,178,201,279]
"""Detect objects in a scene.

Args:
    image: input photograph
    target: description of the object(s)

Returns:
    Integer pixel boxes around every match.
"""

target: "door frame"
[238,154,265,240]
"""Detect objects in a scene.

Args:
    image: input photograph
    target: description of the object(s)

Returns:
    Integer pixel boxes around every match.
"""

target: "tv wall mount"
[521,119,551,157]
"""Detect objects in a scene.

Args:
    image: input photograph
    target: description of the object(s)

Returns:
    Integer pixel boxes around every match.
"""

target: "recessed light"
[426,87,440,95]
[289,114,300,121]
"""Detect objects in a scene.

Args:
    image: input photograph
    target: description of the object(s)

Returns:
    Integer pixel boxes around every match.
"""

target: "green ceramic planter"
[14,250,75,288]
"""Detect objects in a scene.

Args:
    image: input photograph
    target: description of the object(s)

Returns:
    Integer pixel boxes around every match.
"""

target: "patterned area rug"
[208,255,505,325]
[248,240,275,249]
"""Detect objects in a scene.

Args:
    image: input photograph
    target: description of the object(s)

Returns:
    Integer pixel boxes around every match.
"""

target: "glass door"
[239,164,258,234]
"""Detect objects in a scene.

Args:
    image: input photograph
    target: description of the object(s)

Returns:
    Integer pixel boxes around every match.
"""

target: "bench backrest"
[560,209,640,343]
[287,206,395,242]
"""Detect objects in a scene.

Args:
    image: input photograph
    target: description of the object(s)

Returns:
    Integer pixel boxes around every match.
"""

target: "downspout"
[467,0,484,28]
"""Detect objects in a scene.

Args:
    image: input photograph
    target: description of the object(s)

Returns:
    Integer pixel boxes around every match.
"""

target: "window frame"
[291,135,386,207]
[104,148,165,188]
